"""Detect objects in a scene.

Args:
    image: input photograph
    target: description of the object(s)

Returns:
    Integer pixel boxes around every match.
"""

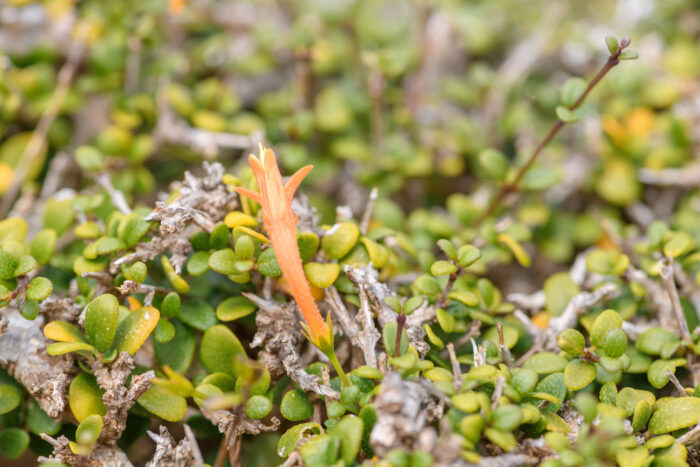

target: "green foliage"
[0,2,691,465]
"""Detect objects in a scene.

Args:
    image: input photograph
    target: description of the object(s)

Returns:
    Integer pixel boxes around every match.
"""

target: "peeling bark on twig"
[345,266,431,356]
[0,310,74,419]
[370,373,464,466]
[92,352,155,444]
[146,425,197,467]
[39,433,133,467]
[114,162,237,274]
[324,286,380,367]
[245,293,339,399]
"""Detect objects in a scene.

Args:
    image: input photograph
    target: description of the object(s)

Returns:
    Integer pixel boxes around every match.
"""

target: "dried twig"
[678,422,700,445]
[666,370,689,397]
[324,286,380,367]
[639,164,700,187]
[496,322,514,367]
[155,85,257,158]
[446,343,462,392]
[0,310,73,419]
[346,266,431,356]
[545,282,619,348]
[491,376,506,409]
[92,352,155,443]
[245,293,339,399]
[360,187,378,234]
[660,262,698,385]
[96,172,132,215]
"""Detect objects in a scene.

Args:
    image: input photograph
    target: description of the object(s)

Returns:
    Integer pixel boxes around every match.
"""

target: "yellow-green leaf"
[44,321,88,344]
[161,255,189,294]
[137,384,187,422]
[216,296,257,321]
[648,397,700,435]
[498,233,531,267]
[200,325,247,377]
[69,373,106,422]
[30,229,56,265]
[76,414,102,447]
[103,306,160,361]
[85,294,120,352]
[322,222,360,260]
[47,342,98,356]
[304,262,340,288]
[564,360,596,391]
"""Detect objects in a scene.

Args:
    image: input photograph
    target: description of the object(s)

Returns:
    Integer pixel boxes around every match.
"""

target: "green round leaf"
[382,321,408,356]
[492,404,524,432]
[257,248,282,277]
[154,319,195,373]
[246,395,273,419]
[322,222,360,260]
[0,428,29,459]
[216,296,257,321]
[179,300,217,331]
[329,415,364,464]
[208,249,237,275]
[304,262,341,288]
[457,245,481,268]
[153,319,175,343]
[523,352,567,375]
[123,261,147,282]
[604,328,628,358]
[557,329,585,357]
[560,77,587,107]
[161,292,181,318]
[0,385,21,415]
[200,325,247,377]
[590,309,622,348]
[430,260,457,276]
[76,414,103,446]
[85,294,119,353]
[138,384,187,422]
[635,328,679,356]
[27,400,61,436]
[281,389,314,421]
[14,255,37,276]
[30,229,57,265]
[69,373,106,422]
[564,360,596,391]
[103,306,159,360]
[648,397,700,435]
[277,423,322,458]
[545,272,579,317]
[187,251,210,277]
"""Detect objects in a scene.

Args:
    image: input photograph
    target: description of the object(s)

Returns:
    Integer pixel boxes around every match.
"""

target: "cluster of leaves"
[0,0,700,466]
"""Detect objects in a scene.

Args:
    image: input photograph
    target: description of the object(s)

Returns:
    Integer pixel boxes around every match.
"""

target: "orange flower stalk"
[237,145,347,384]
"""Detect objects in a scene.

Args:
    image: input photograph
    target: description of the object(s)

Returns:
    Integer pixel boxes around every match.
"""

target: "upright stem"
[473,40,630,228]
[327,351,349,387]
[394,314,406,357]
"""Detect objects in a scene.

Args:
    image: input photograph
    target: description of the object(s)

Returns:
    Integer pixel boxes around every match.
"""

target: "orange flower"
[169,0,185,16]
[237,146,331,347]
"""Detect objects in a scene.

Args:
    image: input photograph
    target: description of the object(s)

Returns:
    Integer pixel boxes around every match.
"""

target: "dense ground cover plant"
[0,0,699,466]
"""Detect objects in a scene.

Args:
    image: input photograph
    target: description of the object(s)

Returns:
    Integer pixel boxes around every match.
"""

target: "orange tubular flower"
[236,146,331,347]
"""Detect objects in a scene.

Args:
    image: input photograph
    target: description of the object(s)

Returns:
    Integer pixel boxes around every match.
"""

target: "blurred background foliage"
[1,0,698,285]
[0,0,699,464]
